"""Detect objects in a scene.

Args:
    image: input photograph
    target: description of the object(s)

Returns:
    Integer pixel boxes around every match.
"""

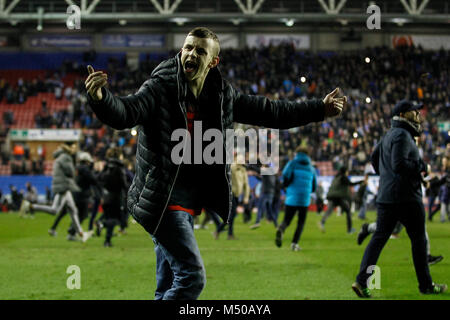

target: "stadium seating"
[0,92,71,128]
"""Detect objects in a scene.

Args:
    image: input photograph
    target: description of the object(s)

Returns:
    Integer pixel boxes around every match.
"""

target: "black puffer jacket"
[87,53,325,235]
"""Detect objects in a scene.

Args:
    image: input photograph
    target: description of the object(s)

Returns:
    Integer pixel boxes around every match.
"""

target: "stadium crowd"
[1,44,448,176]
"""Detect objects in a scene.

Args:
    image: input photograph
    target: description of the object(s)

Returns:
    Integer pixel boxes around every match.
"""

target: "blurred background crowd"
[1,44,449,176]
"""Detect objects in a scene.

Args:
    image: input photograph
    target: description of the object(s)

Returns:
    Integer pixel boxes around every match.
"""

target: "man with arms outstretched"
[85,27,346,300]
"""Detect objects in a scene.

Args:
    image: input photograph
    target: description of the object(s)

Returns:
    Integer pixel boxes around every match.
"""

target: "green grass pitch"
[0,210,448,300]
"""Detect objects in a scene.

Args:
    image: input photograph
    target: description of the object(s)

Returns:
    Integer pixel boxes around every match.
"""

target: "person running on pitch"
[30,142,92,242]
[352,100,446,298]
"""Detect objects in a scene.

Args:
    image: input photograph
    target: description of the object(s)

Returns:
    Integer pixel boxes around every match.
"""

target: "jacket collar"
[391,116,421,137]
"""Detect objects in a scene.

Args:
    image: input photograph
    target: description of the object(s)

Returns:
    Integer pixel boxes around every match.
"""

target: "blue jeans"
[358,200,368,219]
[151,210,206,300]
[256,193,277,226]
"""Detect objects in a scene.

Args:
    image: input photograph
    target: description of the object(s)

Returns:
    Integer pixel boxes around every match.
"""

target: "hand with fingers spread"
[323,87,347,118]
[85,65,108,101]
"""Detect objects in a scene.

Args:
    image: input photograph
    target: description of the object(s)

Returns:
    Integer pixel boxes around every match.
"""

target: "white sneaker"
[81,231,93,243]
[48,229,57,237]
[291,243,301,251]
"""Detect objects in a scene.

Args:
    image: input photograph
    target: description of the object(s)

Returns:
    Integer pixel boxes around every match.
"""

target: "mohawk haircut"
[188,27,220,56]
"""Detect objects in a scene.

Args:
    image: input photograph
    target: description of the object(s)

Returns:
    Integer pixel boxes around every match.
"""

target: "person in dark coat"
[85,27,346,300]
[9,185,21,211]
[99,147,128,247]
[319,166,363,234]
[250,167,278,229]
[426,174,442,221]
[68,152,100,239]
[356,174,373,220]
[88,160,104,234]
[352,100,447,298]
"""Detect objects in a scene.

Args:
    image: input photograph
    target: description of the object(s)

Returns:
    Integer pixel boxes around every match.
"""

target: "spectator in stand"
[12,144,24,161]
[2,110,14,126]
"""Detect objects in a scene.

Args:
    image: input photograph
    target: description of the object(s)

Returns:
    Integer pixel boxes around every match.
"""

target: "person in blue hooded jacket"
[275,146,317,251]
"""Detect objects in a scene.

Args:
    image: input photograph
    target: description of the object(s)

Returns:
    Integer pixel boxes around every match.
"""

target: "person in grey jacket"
[30,142,91,242]
[352,100,446,298]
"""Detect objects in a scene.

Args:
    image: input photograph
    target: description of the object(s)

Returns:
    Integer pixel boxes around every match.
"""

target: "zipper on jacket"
[220,92,233,224]
[152,71,188,235]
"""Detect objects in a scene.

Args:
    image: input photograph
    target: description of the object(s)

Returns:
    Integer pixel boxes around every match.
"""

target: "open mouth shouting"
[184,60,198,74]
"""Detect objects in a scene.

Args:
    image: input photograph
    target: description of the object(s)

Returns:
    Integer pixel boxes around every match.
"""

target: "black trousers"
[88,196,101,231]
[316,197,324,214]
[68,199,90,236]
[103,202,121,243]
[279,205,308,244]
[356,202,433,292]
[321,198,352,232]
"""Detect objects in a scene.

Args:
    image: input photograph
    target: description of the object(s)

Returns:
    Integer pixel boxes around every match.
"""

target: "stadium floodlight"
[391,17,409,26]
[281,18,295,27]
[170,17,189,26]
[284,19,295,27]
[300,76,306,83]
[36,6,44,31]
[365,57,371,63]
[365,97,371,104]
[230,18,244,26]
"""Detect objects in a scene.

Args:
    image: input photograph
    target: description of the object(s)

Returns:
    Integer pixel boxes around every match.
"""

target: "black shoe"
[351,282,371,298]
[275,229,283,248]
[428,255,443,265]
[104,241,112,247]
[95,221,103,237]
[357,223,369,245]
[421,283,447,294]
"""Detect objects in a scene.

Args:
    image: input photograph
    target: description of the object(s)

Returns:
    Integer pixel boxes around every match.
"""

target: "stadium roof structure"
[0,0,449,27]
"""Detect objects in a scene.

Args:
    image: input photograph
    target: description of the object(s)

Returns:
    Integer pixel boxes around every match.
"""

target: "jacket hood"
[295,152,311,165]
[53,148,69,159]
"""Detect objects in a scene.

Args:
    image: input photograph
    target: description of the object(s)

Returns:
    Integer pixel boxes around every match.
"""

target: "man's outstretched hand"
[85,65,108,101]
[323,88,347,118]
